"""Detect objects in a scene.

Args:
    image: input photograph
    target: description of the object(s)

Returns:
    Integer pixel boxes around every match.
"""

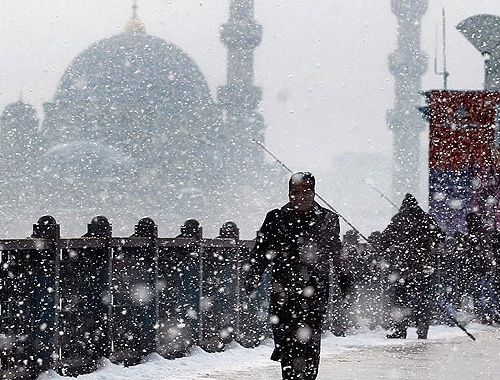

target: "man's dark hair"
[289,172,315,191]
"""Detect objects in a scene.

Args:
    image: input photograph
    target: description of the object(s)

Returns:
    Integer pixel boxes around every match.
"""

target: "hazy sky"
[1,0,500,173]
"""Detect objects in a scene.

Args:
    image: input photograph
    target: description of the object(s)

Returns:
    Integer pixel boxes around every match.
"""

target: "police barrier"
[156,237,201,358]
[198,239,240,352]
[0,216,280,379]
[0,217,58,379]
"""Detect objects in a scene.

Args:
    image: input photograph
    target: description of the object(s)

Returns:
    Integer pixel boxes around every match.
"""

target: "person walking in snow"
[463,212,499,324]
[377,193,444,339]
[245,172,348,380]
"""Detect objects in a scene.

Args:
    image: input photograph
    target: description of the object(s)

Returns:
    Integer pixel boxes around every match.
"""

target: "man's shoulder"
[316,203,339,222]
[263,208,283,223]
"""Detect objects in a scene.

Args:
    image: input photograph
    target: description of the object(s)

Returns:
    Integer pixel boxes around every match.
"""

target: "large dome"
[42,29,221,151]
[38,26,224,217]
[42,27,223,173]
[54,31,213,107]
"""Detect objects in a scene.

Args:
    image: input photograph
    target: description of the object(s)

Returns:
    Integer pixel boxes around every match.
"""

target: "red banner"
[428,90,500,232]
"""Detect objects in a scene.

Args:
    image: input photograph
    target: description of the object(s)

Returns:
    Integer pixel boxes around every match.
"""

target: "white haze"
[37,324,494,380]
[0,0,499,238]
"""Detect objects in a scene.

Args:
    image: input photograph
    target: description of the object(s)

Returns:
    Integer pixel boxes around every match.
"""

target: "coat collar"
[281,201,323,217]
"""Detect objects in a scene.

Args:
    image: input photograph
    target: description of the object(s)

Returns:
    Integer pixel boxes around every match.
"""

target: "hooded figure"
[377,193,444,339]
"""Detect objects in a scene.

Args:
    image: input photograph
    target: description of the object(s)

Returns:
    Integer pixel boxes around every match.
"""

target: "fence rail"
[0,215,269,380]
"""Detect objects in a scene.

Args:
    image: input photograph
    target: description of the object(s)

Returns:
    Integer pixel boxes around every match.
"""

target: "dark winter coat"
[245,201,343,380]
[377,195,444,337]
[461,215,496,289]
[245,201,342,294]
[378,196,444,280]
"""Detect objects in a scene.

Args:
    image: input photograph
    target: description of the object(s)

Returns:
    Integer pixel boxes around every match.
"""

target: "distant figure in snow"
[377,193,444,339]
[245,172,349,380]
[463,212,499,324]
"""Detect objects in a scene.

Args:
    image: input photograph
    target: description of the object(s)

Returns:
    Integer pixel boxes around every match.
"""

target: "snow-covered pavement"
[38,324,500,380]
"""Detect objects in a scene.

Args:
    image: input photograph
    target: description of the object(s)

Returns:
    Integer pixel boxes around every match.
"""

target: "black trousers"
[270,279,328,380]
[390,275,436,339]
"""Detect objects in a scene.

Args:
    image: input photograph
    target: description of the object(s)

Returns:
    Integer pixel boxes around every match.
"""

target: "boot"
[270,346,282,362]
[417,325,429,339]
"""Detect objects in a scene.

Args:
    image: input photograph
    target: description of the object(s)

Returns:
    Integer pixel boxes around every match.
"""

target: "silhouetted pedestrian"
[245,172,347,380]
[463,212,499,324]
[378,194,444,339]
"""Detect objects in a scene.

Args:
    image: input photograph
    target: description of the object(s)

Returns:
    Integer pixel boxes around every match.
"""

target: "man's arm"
[244,209,281,293]
[377,211,405,251]
[327,212,342,262]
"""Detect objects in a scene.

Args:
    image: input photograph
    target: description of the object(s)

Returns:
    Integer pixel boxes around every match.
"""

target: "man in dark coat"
[377,193,444,339]
[463,212,499,324]
[245,172,344,380]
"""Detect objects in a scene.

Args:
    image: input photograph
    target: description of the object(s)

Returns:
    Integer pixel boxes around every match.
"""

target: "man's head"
[288,172,315,212]
[344,229,359,245]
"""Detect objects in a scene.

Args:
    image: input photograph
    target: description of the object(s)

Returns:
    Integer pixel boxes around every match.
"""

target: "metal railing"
[0,216,269,379]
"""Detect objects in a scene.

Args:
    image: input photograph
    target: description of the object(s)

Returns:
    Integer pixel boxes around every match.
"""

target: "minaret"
[387,0,428,200]
[218,0,265,170]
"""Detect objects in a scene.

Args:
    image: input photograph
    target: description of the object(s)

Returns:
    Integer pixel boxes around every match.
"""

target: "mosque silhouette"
[0,2,280,236]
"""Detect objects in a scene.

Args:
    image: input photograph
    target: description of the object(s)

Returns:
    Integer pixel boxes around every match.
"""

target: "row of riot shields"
[0,217,270,379]
[155,237,271,357]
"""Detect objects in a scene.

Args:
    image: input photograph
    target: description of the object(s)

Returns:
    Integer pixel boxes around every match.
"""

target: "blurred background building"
[0,1,280,238]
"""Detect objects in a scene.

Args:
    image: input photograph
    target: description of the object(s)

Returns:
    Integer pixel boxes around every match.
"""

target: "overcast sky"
[1,0,500,173]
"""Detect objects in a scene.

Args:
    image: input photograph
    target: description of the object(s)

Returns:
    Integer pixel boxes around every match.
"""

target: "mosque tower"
[218,0,265,174]
[387,0,428,200]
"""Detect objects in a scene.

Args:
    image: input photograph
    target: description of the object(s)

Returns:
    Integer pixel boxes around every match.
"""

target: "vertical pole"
[85,216,112,359]
[32,216,60,372]
[442,8,449,90]
[132,217,158,356]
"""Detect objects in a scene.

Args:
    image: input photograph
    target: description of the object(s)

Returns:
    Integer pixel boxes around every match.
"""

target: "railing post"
[132,217,158,356]
[85,216,112,361]
[182,220,204,349]
[32,215,60,372]
[85,215,112,239]
[156,219,202,358]
[198,221,242,351]
[218,221,240,241]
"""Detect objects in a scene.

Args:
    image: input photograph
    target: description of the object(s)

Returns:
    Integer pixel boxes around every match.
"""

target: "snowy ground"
[37,324,496,380]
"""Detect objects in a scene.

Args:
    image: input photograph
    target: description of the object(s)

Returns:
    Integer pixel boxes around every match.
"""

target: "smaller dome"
[40,140,133,181]
[124,15,146,34]
[1,101,37,121]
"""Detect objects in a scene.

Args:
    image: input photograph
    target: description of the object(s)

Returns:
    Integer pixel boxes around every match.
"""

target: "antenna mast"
[434,8,449,89]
